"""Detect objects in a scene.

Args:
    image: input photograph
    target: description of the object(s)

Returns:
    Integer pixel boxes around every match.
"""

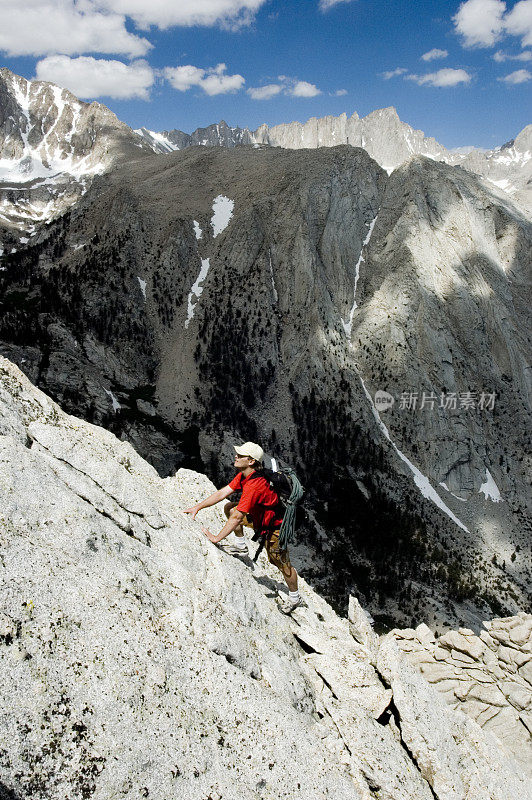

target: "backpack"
[249,465,305,558]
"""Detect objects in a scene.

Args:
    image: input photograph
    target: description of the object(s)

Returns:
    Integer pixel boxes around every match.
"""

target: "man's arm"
[202,479,255,544]
[203,506,245,544]
[183,484,234,519]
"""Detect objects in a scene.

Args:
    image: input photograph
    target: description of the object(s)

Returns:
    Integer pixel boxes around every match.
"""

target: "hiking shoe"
[280,595,303,614]
[219,541,248,556]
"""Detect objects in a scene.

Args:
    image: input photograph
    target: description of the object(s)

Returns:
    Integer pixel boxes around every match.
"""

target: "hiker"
[183,442,302,614]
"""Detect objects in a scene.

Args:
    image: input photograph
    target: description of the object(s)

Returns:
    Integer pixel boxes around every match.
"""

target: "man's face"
[234,453,253,471]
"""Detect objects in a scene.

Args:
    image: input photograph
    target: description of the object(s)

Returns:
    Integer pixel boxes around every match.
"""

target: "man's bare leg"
[224,502,245,539]
[221,502,248,555]
[279,556,301,613]
[283,565,298,593]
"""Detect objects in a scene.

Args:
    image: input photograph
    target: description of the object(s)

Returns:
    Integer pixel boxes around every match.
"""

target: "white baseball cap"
[233,442,264,463]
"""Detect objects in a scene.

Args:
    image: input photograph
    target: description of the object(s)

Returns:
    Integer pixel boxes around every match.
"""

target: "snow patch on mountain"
[479,469,502,502]
[342,214,377,338]
[211,195,234,237]
[0,156,101,183]
[355,360,469,532]
[185,258,210,329]
[137,277,147,300]
[134,127,179,154]
[104,389,121,413]
[491,147,531,166]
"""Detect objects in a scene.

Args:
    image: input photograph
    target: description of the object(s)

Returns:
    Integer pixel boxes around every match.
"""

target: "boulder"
[392,615,532,779]
[377,637,530,800]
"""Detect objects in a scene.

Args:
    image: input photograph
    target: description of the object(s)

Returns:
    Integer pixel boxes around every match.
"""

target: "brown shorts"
[264,529,292,577]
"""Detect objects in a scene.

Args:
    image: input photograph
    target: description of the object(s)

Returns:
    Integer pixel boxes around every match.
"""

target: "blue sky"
[0,0,531,148]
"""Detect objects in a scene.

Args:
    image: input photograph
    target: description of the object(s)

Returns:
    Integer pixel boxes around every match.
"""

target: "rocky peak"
[140,105,531,208]
[0,68,142,182]
[368,105,401,121]
[0,67,150,231]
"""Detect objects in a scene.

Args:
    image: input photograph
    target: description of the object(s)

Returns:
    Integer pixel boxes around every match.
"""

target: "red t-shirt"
[228,471,284,534]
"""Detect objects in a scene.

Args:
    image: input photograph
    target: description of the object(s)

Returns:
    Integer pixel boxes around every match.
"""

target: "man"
[183,442,302,614]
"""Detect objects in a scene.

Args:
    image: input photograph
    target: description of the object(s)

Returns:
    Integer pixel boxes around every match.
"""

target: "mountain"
[0,66,530,247]
[135,119,255,153]
[141,109,532,211]
[253,107,449,171]
[457,124,532,210]
[137,108,449,170]
[1,142,530,631]
[1,355,530,800]
[0,68,151,236]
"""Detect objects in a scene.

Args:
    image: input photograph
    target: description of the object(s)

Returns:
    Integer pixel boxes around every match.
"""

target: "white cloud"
[334,88,348,95]
[96,0,267,30]
[0,0,151,57]
[493,47,532,58]
[164,63,245,96]
[382,67,408,79]
[201,64,246,95]
[247,76,322,100]
[498,66,532,80]
[319,0,357,10]
[421,48,449,61]
[505,0,532,47]
[247,84,283,100]
[290,80,321,97]
[450,145,489,153]
[453,0,532,49]
[0,0,269,59]
[453,0,506,47]
[163,65,205,92]
[407,68,472,86]
[35,56,155,99]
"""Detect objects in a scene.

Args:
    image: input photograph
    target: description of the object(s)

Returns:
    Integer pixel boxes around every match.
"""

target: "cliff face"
[1,356,530,800]
[0,144,530,629]
[253,108,448,171]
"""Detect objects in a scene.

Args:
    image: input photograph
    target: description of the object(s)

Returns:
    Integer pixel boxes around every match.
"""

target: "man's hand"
[183,506,200,519]
[201,525,218,543]
[182,486,233,519]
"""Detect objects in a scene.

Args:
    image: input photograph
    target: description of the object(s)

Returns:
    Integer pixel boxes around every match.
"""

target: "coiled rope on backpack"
[278,467,304,550]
